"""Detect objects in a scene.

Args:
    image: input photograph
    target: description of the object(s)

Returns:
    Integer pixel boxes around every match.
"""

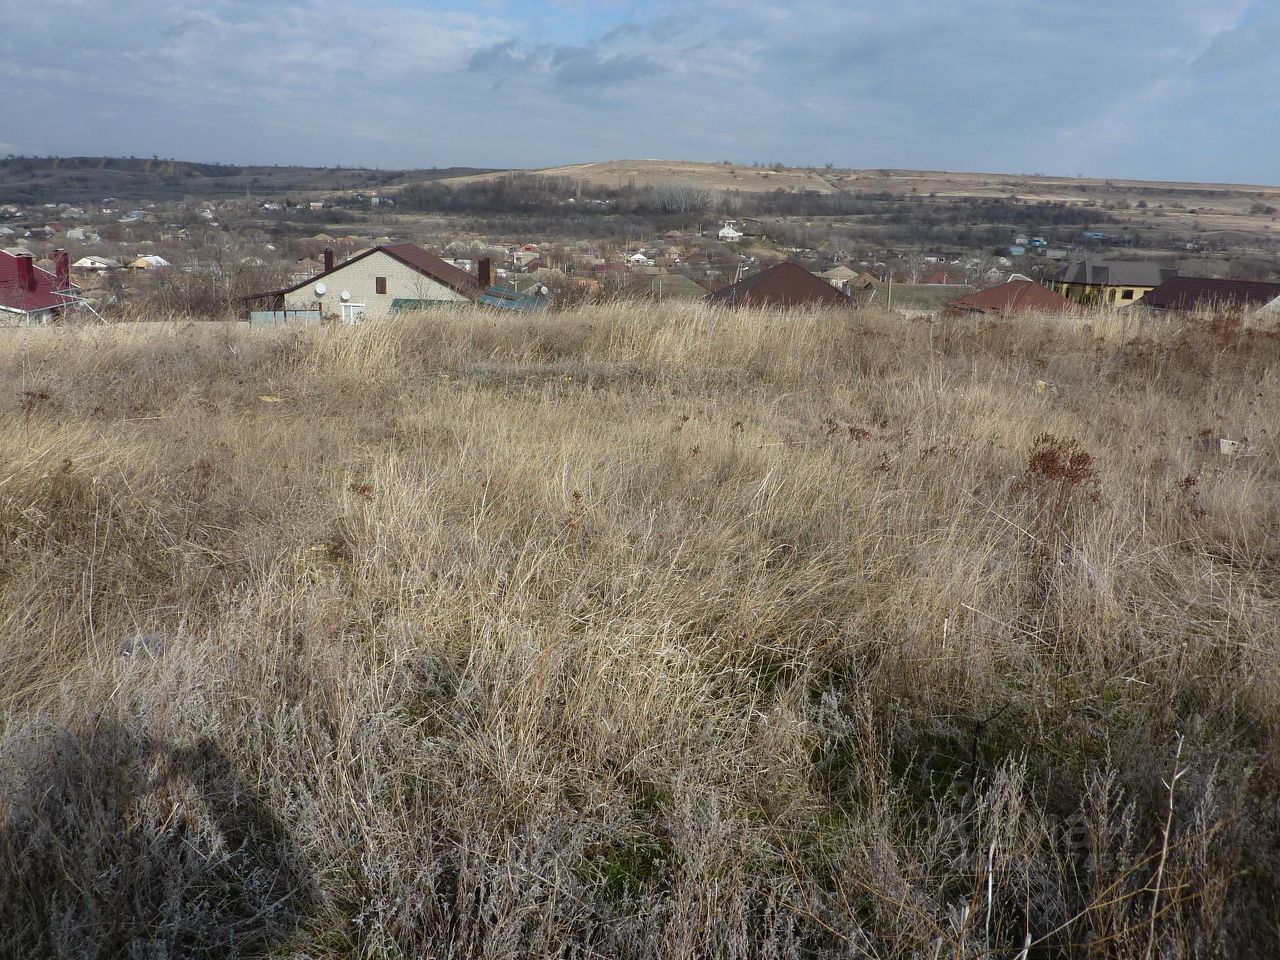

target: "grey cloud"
[160,13,217,39]
[599,21,644,43]
[469,37,658,91]
[468,40,529,71]
[1192,8,1280,74]
[549,48,656,88]
[2,0,1276,181]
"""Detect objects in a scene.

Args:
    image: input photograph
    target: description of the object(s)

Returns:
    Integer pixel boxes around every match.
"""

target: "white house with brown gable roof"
[246,243,490,323]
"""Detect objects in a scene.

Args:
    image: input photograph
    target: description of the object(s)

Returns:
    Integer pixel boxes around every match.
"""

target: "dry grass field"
[1,303,1278,958]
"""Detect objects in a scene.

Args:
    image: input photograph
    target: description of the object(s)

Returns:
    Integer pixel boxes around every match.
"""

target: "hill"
[437,159,842,194]
[0,156,503,204]
[431,159,1280,247]
[6,156,1278,250]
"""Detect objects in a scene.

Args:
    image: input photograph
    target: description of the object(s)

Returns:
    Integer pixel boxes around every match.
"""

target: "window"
[1121,289,1135,300]
[375,276,387,295]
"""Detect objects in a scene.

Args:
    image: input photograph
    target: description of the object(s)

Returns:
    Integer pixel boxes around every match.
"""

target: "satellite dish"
[314,282,327,297]
[340,290,351,302]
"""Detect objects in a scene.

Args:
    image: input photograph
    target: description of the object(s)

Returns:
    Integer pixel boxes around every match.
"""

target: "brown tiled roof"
[947,280,1076,315]
[1143,277,1280,312]
[377,243,481,297]
[705,262,853,308]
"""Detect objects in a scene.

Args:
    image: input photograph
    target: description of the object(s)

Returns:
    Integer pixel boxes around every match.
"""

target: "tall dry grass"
[0,302,1277,958]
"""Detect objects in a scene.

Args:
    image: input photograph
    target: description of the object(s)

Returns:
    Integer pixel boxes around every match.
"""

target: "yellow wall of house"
[1055,282,1155,306]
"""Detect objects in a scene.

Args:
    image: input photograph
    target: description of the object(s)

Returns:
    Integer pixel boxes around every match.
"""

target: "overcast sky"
[1,0,1276,184]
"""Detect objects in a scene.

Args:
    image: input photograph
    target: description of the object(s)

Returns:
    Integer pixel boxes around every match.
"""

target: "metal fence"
[249,310,322,326]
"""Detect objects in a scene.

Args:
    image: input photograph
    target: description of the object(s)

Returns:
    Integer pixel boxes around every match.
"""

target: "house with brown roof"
[246,243,486,323]
[705,263,852,308]
[1142,277,1280,314]
[945,280,1076,317]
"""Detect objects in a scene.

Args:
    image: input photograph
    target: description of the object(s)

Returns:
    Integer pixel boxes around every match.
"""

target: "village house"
[127,255,171,271]
[1053,259,1176,306]
[819,265,859,290]
[706,262,853,309]
[245,243,489,323]
[71,256,117,274]
[818,265,880,295]
[945,280,1076,317]
[513,247,542,269]
[0,250,77,325]
[718,222,744,243]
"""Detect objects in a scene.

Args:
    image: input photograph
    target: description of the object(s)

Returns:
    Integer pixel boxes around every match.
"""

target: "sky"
[1,0,1276,184]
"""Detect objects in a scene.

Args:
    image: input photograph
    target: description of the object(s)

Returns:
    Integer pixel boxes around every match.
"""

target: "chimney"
[323,247,335,272]
[15,253,35,292]
[54,249,70,291]
[478,257,493,289]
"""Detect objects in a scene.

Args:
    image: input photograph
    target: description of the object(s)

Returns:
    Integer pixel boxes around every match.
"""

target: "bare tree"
[651,182,714,215]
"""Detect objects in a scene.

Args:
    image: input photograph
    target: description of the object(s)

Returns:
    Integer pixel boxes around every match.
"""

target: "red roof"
[705,262,853,308]
[0,252,76,315]
[947,280,1075,315]
[1143,277,1280,312]
[923,270,962,285]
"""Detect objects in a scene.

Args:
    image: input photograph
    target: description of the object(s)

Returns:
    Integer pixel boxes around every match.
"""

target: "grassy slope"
[0,305,1278,957]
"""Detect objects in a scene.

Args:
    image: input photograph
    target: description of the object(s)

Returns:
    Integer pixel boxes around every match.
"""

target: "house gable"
[282,249,473,321]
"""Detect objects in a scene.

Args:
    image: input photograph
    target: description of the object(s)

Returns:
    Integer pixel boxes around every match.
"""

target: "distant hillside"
[433,160,842,195]
[6,156,1276,250]
[0,157,505,204]
[431,160,1280,246]
[435,158,1280,202]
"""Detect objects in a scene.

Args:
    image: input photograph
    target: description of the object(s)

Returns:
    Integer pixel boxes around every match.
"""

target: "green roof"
[391,298,469,311]
[620,273,707,300]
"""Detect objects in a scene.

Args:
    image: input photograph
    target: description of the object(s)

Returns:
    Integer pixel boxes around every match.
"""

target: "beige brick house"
[253,243,485,323]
